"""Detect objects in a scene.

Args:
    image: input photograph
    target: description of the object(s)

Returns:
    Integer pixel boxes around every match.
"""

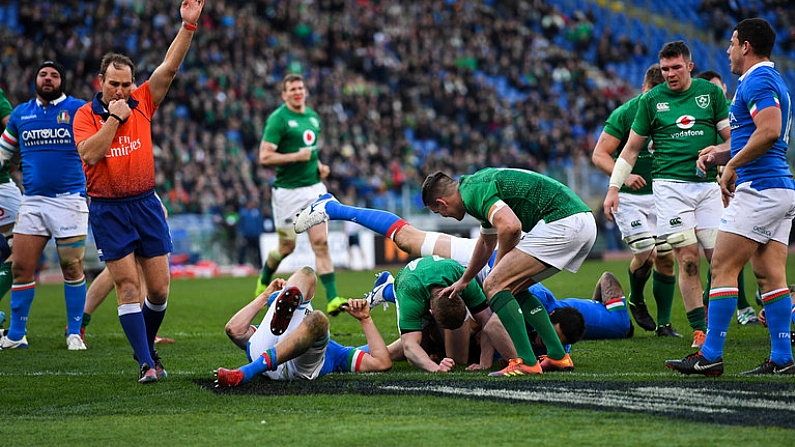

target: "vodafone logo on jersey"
[303,130,316,146]
[675,115,696,129]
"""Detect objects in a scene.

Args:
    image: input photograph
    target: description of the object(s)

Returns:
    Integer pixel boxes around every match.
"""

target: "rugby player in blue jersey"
[214,266,392,387]
[667,18,795,376]
[0,61,88,351]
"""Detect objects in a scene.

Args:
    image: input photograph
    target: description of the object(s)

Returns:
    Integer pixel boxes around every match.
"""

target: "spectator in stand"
[5,0,647,224]
[237,199,264,267]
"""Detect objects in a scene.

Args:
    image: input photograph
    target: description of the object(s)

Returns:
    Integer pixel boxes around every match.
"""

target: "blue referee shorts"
[89,191,172,261]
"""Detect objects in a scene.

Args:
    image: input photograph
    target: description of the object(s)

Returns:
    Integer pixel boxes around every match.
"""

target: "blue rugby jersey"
[730,62,794,190]
[0,94,86,197]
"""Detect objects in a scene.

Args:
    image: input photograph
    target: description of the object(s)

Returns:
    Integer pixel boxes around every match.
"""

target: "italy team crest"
[57,110,71,124]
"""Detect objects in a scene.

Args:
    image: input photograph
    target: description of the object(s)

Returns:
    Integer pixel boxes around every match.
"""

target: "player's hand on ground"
[603,188,620,222]
[343,298,371,320]
[466,362,490,371]
[436,357,455,373]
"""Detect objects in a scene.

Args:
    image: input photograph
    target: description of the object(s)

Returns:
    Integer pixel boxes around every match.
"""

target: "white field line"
[380,384,795,414]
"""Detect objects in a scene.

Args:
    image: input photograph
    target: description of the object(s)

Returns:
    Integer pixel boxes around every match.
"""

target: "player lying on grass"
[371,255,524,374]
[372,270,631,343]
[382,295,585,370]
[375,270,626,371]
[214,266,391,387]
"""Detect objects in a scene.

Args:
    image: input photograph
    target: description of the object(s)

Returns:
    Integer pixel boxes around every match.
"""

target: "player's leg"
[651,244,678,336]
[699,231,756,361]
[295,192,450,258]
[483,251,557,369]
[0,225,13,328]
[655,181,707,347]
[3,232,48,348]
[305,221,345,315]
[55,235,87,350]
[672,242,708,346]
[626,244,656,331]
[745,247,794,373]
[83,267,115,331]
[612,193,658,331]
[0,182,21,317]
[513,213,595,361]
[217,310,330,386]
[256,232,295,295]
[108,253,157,374]
[137,254,170,353]
[295,193,408,240]
[256,187,300,295]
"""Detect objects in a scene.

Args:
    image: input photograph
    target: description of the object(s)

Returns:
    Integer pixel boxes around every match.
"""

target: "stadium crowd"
[0,0,792,225]
[0,0,633,220]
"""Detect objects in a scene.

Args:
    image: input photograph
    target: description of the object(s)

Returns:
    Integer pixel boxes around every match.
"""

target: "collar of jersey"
[36,94,67,108]
[90,92,139,124]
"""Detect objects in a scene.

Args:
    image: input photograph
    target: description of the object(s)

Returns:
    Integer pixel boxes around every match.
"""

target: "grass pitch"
[1,259,794,446]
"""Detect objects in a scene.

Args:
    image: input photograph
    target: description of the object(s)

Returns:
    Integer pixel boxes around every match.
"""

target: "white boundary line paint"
[380,385,795,414]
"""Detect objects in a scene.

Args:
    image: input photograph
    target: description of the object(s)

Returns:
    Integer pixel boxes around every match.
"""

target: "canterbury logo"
[693,360,722,371]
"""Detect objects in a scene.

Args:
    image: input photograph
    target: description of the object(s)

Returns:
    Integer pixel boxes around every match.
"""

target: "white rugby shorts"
[613,192,656,239]
[719,182,795,244]
[272,182,328,232]
[0,180,21,228]
[653,180,721,239]
[15,193,88,238]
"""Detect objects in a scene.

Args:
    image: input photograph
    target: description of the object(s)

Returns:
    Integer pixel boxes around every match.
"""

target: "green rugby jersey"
[459,168,591,231]
[394,256,487,333]
[603,94,653,195]
[632,78,728,182]
[0,89,12,184]
[262,103,322,189]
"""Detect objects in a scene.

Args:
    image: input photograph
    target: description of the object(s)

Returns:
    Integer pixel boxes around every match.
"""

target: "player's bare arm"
[719,107,781,203]
[440,234,494,299]
[258,140,312,167]
[77,116,121,166]
[593,131,646,190]
[401,331,455,373]
[149,0,205,105]
[603,130,647,221]
[345,299,392,372]
[491,206,521,266]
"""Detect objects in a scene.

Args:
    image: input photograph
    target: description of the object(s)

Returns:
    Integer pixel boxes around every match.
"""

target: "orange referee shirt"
[73,81,159,199]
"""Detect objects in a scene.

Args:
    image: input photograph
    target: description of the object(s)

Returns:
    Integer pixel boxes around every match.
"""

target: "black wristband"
[109,113,123,123]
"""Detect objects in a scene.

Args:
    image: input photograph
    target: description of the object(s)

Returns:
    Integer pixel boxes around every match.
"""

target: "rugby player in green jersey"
[604,41,731,350]
[256,74,345,316]
[592,64,679,337]
[422,168,596,376]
